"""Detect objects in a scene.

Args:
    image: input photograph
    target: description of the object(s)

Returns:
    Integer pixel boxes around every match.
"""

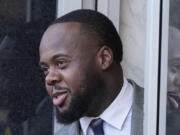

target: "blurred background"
[0,0,56,135]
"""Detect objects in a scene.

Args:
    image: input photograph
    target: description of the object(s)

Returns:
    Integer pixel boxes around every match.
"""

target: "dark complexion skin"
[39,22,123,123]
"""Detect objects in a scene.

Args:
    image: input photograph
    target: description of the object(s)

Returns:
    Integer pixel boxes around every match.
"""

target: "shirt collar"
[80,116,95,135]
[100,77,133,130]
[80,77,133,134]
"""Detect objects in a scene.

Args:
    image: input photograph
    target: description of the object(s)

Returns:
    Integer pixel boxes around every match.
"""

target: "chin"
[57,106,68,114]
[55,106,83,124]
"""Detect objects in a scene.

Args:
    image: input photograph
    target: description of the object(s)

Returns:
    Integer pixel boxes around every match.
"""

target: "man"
[167,27,180,113]
[166,26,180,135]
[39,9,143,135]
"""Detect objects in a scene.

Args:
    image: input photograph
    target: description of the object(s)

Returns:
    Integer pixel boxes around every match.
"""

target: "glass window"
[0,1,56,135]
[166,0,180,134]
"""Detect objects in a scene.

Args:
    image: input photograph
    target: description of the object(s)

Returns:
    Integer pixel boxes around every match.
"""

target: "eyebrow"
[51,53,71,60]
[39,53,72,66]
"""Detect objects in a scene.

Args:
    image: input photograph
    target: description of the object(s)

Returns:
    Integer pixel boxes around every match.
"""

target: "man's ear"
[96,45,113,70]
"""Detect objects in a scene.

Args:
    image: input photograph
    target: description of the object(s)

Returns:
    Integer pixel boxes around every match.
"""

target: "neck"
[86,64,124,117]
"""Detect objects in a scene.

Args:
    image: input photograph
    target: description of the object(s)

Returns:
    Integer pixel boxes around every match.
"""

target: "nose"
[174,72,180,86]
[45,67,62,86]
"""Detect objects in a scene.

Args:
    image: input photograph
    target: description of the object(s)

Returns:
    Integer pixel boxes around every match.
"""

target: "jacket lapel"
[129,80,144,135]
[55,121,81,135]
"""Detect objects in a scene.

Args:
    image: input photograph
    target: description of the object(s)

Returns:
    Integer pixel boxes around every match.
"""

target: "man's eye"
[57,60,68,68]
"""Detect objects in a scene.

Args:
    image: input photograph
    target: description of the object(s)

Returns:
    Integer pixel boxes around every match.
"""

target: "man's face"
[167,27,180,113]
[40,22,107,123]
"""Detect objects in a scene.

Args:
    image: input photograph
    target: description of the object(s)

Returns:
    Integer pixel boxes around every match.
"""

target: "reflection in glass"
[166,27,180,134]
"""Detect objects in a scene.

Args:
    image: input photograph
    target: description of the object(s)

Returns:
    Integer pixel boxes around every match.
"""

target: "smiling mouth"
[52,90,68,107]
[168,92,180,109]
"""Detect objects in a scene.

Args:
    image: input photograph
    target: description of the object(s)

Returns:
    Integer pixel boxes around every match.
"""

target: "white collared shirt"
[80,77,134,135]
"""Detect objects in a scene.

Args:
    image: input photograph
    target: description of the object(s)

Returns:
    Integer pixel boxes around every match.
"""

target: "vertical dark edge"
[55,0,58,18]
[157,0,163,134]
[26,0,32,22]
[52,106,55,135]
[53,1,58,134]
[95,0,98,11]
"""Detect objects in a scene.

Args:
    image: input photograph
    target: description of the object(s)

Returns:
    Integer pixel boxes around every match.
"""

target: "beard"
[55,69,107,124]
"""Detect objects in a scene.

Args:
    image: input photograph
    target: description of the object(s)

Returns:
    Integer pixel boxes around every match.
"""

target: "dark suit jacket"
[55,80,144,135]
[25,96,53,135]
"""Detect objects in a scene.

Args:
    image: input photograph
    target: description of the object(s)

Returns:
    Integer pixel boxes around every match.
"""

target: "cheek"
[176,71,180,80]
[66,73,84,94]
[168,68,175,83]
[45,83,53,96]
[64,66,87,95]
[174,73,180,87]
[167,74,174,92]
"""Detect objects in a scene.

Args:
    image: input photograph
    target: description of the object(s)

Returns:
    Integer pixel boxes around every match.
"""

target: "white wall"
[119,0,147,87]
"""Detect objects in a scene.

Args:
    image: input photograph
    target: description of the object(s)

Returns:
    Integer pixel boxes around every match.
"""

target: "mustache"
[54,85,70,92]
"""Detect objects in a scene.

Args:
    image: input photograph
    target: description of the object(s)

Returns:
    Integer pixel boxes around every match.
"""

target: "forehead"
[40,22,99,60]
[40,22,81,52]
